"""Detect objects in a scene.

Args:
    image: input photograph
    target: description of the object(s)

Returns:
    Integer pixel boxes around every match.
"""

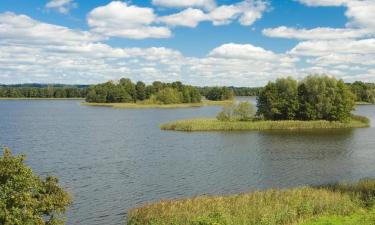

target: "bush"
[217,102,255,121]
[0,148,72,225]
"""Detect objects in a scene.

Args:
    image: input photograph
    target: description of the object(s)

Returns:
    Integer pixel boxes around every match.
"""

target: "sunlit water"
[0,98,375,225]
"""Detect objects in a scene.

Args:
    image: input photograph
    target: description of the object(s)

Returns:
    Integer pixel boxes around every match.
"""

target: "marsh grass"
[160,115,370,131]
[81,99,233,109]
[127,179,375,225]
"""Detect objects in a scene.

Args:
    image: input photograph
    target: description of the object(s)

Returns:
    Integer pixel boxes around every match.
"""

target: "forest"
[1,80,375,105]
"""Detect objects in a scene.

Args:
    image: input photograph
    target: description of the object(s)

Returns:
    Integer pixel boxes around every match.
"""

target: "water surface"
[0,99,375,225]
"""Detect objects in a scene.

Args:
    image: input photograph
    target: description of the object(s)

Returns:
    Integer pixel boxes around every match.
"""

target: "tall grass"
[127,179,375,225]
[161,115,370,132]
[127,180,375,225]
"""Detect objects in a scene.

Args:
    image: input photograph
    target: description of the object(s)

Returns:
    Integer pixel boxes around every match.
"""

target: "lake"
[1,98,375,225]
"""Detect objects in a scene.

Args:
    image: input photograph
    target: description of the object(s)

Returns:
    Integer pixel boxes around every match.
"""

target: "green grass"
[160,116,370,132]
[0,97,84,100]
[81,100,233,109]
[299,210,375,225]
[127,179,375,225]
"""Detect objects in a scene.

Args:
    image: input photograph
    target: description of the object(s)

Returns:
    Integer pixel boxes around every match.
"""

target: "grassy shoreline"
[128,179,375,225]
[0,97,85,100]
[161,116,370,131]
[81,100,233,109]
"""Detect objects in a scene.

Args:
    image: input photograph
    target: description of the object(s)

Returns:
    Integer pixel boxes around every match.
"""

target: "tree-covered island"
[161,75,370,131]
[82,78,235,108]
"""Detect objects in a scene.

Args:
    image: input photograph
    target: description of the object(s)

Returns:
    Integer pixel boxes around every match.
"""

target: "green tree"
[257,77,299,120]
[156,88,182,104]
[298,75,355,121]
[0,148,71,225]
[135,81,147,101]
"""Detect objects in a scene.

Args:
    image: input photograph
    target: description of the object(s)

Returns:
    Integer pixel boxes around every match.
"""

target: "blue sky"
[0,0,374,86]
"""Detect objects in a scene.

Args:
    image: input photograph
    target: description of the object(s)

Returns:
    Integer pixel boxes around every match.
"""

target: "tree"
[205,87,234,101]
[156,88,182,104]
[298,75,355,121]
[135,81,146,101]
[257,75,355,122]
[257,77,299,120]
[0,148,71,225]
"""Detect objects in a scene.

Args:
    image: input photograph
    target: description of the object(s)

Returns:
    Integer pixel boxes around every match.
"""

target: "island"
[161,76,371,131]
[81,78,235,108]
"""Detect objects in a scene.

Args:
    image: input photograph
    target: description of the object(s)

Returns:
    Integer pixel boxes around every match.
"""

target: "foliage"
[0,148,72,225]
[0,85,87,98]
[347,81,375,104]
[204,87,234,101]
[216,102,255,121]
[199,87,262,97]
[161,115,369,132]
[257,77,299,120]
[85,79,201,104]
[257,75,356,122]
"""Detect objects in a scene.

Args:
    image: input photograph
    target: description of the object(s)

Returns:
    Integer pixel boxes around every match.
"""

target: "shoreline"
[81,100,233,109]
[127,179,375,225]
[0,97,85,100]
[160,117,370,131]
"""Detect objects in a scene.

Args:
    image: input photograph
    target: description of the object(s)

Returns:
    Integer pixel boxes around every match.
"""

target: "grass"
[0,97,84,100]
[128,179,375,225]
[81,100,233,109]
[160,115,370,132]
[299,209,375,225]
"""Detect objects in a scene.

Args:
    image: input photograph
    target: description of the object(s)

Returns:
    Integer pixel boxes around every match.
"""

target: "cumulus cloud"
[296,0,349,6]
[152,0,216,10]
[1,12,374,86]
[87,1,171,39]
[262,26,370,40]
[160,0,267,28]
[158,8,208,28]
[45,0,77,14]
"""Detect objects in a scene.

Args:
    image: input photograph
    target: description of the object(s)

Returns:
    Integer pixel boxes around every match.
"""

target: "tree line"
[347,81,375,104]
[0,85,88,98]
[2,80,375,104]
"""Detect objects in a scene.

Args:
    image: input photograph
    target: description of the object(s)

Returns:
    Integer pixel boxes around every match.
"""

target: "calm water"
[1,98,375,225]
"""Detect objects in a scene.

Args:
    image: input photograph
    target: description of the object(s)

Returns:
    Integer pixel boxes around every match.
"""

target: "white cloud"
[290,39,375,56]
[346,0,375,31]
[209,0,267,26]
[1,12,374,86]
[152,0,216,10]
[296,0,349,7]
[87,1,171,39]
[160,0,267,28]
[0,12,100,45]
[45,0,77,14]
[158,8,208,27]
[262,26,370,40]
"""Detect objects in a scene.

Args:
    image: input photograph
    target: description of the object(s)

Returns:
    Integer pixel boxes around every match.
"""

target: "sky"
[0,0,374,86]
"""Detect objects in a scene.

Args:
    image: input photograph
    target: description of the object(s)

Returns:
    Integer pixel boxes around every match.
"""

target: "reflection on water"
[0,99,375,225]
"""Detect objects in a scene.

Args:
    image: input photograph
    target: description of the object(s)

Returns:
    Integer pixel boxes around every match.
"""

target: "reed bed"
[160,116,370,132]
[127,179,375,225]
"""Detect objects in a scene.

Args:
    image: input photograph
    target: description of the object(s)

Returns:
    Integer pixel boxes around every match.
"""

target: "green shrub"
[0,148,72,225]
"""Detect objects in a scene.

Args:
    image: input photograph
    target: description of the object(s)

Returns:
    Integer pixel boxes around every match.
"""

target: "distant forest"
[1,80,374,103]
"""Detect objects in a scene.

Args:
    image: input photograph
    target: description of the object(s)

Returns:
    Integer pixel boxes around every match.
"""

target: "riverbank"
[81,100,233,109]
[161,115,370,131]
[127,179,375,225]
[0,97,85,100]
